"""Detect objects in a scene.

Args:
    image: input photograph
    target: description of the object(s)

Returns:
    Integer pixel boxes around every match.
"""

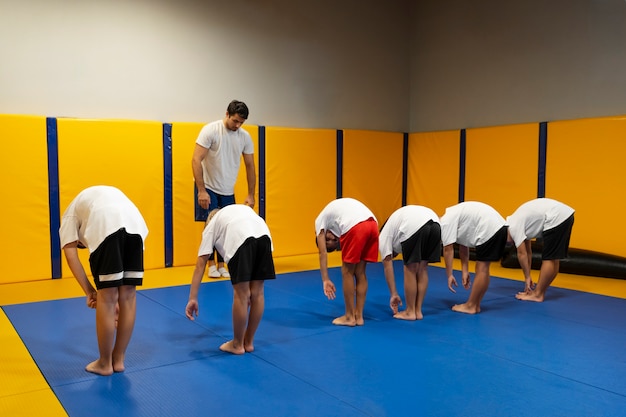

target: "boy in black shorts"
[59,186,148,376]
[507,198,575,302]
[186,204,275,354]
[440,201,508,314]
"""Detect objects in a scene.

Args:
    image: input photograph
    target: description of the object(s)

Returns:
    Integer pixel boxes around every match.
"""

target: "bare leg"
[414,261,429,319]
[86,287,118,376]
[221,282,249,354]
[332,263,358,326]
[452,261,490,314]
[517,260,559,302]
[243,280,265,352]
[353,261,368,326]
[112,285,137,372]
[395,263,418,320]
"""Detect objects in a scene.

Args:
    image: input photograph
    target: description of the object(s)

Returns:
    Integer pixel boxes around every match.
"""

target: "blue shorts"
[195,187,236,221]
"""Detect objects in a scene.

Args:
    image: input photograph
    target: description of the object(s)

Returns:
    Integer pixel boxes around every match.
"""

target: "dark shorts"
[542,214,574,260]
[89,228,144,290]
[475,226,508,262]
[227,235,276,285]
[195,188,236,222]
[401,220,442,264]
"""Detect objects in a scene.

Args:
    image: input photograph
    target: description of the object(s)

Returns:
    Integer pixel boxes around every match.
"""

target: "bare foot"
[85,359,113,376]
[244,342,255,353]
[220,340,245,355]
[394,310,417,320]
[332,315,356,326]
[516,291,544,302]
[451,303,480,314]
[113,357,125,373]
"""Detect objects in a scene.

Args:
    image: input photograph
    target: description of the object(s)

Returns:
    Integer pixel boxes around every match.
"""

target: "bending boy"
[186,204,275,354]
[379,205,441,320]
[59,185,148,376]
[507,198,575,302]
[315,198,378,326]
[440,201,507,314]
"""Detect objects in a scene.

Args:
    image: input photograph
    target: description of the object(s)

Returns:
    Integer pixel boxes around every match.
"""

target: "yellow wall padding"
[171,122,205,267]
[170,122,258,267]
[465,123,539,217]
[0,115,51,283]
[343,130,403,228]
[407,131,459,217]
[546,116,626,257]
[265,127,337,258]
[57,119,165,276]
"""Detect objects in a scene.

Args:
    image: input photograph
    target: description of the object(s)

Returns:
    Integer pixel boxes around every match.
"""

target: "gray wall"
[410,0,626,132]
[0,0,411,131]
[2,0,625,133]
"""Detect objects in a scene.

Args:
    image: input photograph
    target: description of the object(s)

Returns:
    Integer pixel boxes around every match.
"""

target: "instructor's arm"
[192,144,210,209]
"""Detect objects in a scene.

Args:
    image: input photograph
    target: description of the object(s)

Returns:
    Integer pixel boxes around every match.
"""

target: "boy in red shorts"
[315,198,378,326]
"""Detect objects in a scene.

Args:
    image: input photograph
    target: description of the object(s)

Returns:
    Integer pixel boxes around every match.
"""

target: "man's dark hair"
[227,100,249,119]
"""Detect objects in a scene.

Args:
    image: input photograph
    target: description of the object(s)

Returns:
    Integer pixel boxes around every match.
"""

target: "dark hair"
[227,100,249,119]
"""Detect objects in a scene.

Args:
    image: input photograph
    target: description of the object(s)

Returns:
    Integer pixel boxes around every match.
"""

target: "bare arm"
[516,240,534,291]
[458,244,471,289]
[191,144,210,209]
[63,242,97,308]
[186,254,210,320]
[242,152,256,208]
[443,244,458,293]
[382,255,402,313]
[317,231,336,300]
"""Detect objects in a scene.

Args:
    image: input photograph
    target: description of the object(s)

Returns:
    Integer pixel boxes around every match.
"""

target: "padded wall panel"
[0,115,51,282]
[171,122,205,267]
[343,130,403,228]
[465,123,538,216]
[265,128,336,258]
[57,119,165,275]
[170,123,259,267]
[546,116,626,257]
[407,131,459,216]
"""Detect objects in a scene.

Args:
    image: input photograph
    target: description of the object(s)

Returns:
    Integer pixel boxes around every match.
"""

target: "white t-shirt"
[314,198,377,237]
[440,201,505,248]
[59,186,149,253]
[379,205,440,259]
[198,204,272,263]
[196,120,254,195]
[507,198,575,247]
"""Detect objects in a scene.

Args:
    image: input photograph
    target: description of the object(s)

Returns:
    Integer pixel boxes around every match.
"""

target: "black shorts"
[89,228,144,290]
[227,236,276,285]
[542,214,574,260]
[475,226,508,262]
[401,221,442,264]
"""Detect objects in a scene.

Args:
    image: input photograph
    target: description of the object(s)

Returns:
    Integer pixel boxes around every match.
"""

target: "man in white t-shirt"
[315,198,379,326]
[185,204,275,355]
[507,198,575,302]
[440,201,508,314]
[192,100,256,279]
[379,205,441,320]
[59,185,148,376]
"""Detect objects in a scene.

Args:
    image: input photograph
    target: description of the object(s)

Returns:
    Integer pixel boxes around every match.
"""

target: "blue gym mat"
[4,262,626,416]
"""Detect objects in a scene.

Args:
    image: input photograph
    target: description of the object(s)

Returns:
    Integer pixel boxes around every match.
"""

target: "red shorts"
[340,218,379,264]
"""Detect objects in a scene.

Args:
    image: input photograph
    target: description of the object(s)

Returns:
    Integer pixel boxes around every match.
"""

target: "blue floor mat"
[4,262,626,417]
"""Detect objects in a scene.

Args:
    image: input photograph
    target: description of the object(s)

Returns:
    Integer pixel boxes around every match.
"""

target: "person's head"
[224,100,249,131]
[324,230,340,252]
[206,208,220,226]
